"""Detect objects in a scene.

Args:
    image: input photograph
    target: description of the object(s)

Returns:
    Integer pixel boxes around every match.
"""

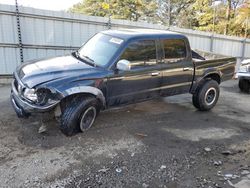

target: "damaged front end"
[10,72,63,118]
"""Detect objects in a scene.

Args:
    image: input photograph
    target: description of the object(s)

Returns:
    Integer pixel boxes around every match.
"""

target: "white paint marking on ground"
[163,127,240,141]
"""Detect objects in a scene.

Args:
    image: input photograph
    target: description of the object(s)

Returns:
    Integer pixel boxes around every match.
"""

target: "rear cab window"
[162,39,187,63]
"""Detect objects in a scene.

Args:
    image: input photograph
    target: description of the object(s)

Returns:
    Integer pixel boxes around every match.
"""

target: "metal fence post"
[107,14,111,29]
[241,39,246,60]
[210,34,214,52]
[15,0,24,63]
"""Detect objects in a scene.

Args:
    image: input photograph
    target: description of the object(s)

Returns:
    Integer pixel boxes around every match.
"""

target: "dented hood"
[16,55,100,88]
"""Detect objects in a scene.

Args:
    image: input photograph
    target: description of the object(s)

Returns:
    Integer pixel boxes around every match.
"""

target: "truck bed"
[192,50,236,84]
[192,50,233,62]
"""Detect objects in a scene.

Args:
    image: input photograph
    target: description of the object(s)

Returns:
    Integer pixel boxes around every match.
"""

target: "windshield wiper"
[81,55,97,67]
[73,51,97,67]
[82,55,94,64]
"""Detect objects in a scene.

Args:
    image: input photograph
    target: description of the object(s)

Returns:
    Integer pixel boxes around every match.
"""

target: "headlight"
[36,88,59,105]
[239,65,250,73]
[23,88,38,102]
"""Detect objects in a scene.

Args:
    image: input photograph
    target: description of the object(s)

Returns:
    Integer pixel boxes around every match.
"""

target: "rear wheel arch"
[204,73,221,84]
[191,73,221,94]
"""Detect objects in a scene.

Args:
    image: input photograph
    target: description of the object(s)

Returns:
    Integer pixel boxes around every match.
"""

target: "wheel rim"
[80,106,96,132]
[205,87,217,106]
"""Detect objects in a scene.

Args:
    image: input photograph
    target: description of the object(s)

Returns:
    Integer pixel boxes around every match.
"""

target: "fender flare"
[62,86,106,108]
[190,70,222,94]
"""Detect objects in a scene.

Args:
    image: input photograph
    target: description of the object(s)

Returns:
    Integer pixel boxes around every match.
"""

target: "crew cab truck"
[10,29,236,136]
[237,59,250,93]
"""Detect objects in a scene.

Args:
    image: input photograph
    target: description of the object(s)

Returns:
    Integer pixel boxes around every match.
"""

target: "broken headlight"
[23,88,38,102]
[23,87,59,105]
[36,88,58,105]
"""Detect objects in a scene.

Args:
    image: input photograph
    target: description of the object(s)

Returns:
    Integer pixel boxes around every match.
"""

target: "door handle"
[183,67,191,71]
[151,72,160,76]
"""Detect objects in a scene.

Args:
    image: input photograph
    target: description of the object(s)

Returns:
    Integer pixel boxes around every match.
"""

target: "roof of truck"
[101,29,186,41]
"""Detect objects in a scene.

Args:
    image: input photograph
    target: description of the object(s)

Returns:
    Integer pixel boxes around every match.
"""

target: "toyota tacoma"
[11,29,236,136]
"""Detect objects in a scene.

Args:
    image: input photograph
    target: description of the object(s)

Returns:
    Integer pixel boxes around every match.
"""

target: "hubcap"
[80,106,96,132]
[205,87,216,106]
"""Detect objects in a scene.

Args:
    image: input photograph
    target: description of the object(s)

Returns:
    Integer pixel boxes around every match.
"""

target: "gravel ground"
[0,80,250,188]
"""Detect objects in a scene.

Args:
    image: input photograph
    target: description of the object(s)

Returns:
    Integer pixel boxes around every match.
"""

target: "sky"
[0,0,81,11]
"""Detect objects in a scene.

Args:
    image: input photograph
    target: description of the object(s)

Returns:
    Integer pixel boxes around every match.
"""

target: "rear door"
[160,38,194,96]
[107,39,162,107]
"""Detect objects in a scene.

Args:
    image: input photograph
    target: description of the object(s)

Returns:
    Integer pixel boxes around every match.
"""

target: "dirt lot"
[0,80,250,188]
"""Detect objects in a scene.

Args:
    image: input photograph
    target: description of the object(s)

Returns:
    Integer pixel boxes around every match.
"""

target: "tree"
[69,0,108,17]
[69,0,158,22]
[230,0,250,37]
[191,0,215,32]
[187,0,249,37]
[69,0,250,38]
[157,0,195,26]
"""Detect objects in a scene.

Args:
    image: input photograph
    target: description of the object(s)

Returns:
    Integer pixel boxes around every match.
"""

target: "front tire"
[239,78,250,93]
[60,96,99,136]
[192,80,220,111]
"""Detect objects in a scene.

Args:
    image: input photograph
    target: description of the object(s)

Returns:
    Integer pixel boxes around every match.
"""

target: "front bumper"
[236,72,250,80]
[10,81,59,118]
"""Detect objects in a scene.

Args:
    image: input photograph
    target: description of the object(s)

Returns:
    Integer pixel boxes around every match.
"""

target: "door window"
[163,39,187,63]
[119,40,157,69]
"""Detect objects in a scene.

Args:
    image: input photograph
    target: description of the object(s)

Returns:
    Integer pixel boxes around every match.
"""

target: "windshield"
[78,33,123,67]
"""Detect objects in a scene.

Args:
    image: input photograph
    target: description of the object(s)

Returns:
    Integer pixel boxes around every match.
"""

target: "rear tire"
[239,78,250,93]
[192,80,220,111]
[60,96,99,136]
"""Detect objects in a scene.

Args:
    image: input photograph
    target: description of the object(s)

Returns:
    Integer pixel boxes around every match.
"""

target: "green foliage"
[69,0,107,17]
[231,0,250,37]
[191,0,250,37]
[69,0,158,22]
[69,0,250,38]
[157,0,195,26]
[165,0,250,37]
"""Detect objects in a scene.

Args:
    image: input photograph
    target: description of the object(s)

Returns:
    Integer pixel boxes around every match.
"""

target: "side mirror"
[116,59,131,71]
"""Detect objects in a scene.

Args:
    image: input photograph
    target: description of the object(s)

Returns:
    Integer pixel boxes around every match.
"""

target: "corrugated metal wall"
[0,4,249,75]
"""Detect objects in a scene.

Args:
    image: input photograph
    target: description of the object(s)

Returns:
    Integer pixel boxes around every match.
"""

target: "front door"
[107,39,162,107]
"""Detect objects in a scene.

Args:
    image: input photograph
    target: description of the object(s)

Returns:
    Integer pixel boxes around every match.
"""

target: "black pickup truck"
[11,29,236,136]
